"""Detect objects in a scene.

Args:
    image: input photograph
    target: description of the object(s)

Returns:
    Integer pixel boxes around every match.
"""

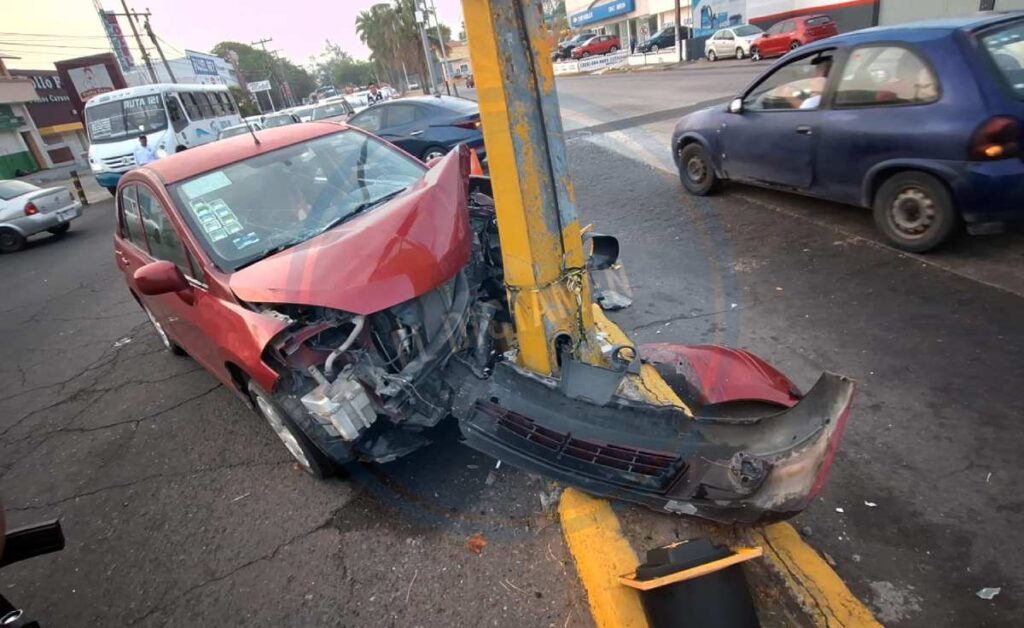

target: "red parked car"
[571,34,621,59]
[750,14,838,61]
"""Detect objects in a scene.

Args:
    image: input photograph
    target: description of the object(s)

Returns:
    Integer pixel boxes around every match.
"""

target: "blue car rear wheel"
[873,171,958,253]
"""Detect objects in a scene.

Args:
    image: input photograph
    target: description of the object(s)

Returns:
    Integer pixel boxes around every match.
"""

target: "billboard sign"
[188,51,220,76]
[55,54,129,121]
[9,70,78,130]
[248,80,272,92]
[692,0,747,37]
[569,0,635,28]
[100,11,135,72]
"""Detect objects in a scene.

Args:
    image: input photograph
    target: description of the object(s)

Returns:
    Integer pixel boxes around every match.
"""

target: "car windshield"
[980,19,1024,100]
[85,94,167,144]
[734,25,762,36]
[169,130,427,272]
[0,180,39,200]
[312,102,350,120]
[262,114,295,128]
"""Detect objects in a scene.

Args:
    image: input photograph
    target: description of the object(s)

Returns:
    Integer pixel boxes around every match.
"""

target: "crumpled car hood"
[229,150,471,315]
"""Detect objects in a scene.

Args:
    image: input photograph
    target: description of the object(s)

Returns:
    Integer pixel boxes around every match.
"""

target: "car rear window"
[980,19,1024,100]
[806,17,833,27]
[437,97,478,115]
[0,180,39,200]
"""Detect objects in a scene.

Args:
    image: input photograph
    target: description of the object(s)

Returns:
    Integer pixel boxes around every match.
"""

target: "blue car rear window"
[980,20,1024,100]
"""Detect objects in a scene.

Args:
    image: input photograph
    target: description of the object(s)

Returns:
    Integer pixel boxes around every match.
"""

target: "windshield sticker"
[232,232,261,250]
[190,198,242,242]
[180,171,232,200]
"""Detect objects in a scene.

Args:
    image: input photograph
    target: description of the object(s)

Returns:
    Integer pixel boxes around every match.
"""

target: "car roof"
[146,122,346,184]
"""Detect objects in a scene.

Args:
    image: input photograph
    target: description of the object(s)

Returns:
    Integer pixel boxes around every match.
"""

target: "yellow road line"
[752,523,882,627]
[558,488,648,628]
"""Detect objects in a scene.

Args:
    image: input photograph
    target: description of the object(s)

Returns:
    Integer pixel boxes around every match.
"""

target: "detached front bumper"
[454,346,854,524]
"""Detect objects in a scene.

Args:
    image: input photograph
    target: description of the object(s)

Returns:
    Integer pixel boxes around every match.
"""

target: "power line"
[0,31,114,39]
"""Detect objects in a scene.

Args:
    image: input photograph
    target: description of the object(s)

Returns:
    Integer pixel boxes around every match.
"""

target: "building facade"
[566,0,694,49]
[9,70,88,168]
[0,57,48,178]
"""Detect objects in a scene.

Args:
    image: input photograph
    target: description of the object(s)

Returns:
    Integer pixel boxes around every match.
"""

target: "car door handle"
[795,125,813,135]
[409,130,423,136]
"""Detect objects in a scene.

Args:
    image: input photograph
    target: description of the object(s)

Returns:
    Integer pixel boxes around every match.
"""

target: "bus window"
[209,93,225,116]
[224,94,237,113]
[182,93,202,120]
[165,94,187,132]
[196,93,214,118]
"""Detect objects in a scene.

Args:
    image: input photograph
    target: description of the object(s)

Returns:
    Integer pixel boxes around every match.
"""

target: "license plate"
[57,209,74,221]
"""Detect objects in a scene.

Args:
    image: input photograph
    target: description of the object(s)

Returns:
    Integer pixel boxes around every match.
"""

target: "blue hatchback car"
[672,13,1024,252]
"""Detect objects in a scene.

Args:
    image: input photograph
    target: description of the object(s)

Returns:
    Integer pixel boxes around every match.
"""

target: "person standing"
[367,82,386,104]
[133,135,159,166]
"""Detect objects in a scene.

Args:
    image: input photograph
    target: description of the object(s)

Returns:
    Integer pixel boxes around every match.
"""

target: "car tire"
[707,49,717,62]
[735,47,745,59]
[421,145,448,161]
[106,186,117,196]
[751,47,761,61]
[0,229,26,254]
[790,41,801,51]
[609,45,618,53]
[48,223,71,236]
[873,171,958,253]
[248,381,334,479]
[651,44,659,53]
[582,51,590,58]
[678,143,720,196]
[141,301,186,355]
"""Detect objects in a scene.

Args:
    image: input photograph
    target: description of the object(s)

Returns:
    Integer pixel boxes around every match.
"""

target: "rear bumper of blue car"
[948,159,1024,223]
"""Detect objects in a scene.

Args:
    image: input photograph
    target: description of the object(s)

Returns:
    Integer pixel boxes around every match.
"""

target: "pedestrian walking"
[133,135,159,167]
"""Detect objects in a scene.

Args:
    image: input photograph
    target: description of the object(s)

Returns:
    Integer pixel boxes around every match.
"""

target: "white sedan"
[0,180,82,253]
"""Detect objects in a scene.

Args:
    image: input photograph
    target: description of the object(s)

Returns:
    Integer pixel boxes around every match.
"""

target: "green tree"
[311,41,376,90]
[211,41,315,106]
[356,0,433,93]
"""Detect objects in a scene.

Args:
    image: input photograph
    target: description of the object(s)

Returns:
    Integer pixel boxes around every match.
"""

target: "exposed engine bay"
[255,176,508,464]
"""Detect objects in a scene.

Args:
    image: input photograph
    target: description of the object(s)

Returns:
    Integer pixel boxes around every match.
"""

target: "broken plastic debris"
[976,587,1000,600]
[852,554,861,562]
[864,501,877,508]
[835,507,845,513]
[485,470,497,486]
[467,533,487,555]
[823,552,837,567]
[597,290,633,311]
[113,337,132,348]
[730,303,738,309]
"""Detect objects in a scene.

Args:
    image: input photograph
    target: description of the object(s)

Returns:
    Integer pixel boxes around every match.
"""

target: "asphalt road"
[2,60,1022,627]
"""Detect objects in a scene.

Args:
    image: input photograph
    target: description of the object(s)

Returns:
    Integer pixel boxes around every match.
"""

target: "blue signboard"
[189,54,220,77]
[569,0,635,28]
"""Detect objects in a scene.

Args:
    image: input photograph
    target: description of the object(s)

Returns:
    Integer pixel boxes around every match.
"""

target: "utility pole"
[675,0,683,62]
[142,14,176,83]
[119,0,157,82]
[251,37,294,107]
[427,0,457,96]
[414,2,438,94]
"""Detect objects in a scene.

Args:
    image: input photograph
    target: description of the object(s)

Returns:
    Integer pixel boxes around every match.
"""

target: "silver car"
[0,180,82,253]
[705,25,764,61]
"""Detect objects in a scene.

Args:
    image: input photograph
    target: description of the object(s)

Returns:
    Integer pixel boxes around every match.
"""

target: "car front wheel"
[707,49,717,62]
[873,171,958,253]
[651,44,659,53]
[609,45,618,53]
[248,381,334,479]
[735,47,745,59]
[790,41,801,51]
[678,143,720,196]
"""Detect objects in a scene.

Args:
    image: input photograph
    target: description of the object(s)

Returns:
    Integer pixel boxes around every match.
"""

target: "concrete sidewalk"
[18,164,108,205]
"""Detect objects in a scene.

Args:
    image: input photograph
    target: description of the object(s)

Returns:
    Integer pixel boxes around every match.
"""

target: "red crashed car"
[750,14,838,61]
[572,34,621,59]
[114,123,852,523]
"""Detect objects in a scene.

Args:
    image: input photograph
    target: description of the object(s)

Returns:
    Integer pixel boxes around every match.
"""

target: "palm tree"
[356,0,431,92]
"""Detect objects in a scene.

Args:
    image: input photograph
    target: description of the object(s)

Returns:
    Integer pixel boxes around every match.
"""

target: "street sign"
[249,80,272,93]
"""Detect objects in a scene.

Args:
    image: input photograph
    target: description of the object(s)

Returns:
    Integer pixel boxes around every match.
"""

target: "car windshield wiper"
[316,188,407,235]
[232,237,308,270]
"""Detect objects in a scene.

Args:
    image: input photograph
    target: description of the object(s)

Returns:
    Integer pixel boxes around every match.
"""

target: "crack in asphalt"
[5,458,291,513]
[0,382,219,480]
[631,297,763,331]
[125,509,342,628]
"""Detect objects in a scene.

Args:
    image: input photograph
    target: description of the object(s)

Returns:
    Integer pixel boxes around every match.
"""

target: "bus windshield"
[86,94,167,144]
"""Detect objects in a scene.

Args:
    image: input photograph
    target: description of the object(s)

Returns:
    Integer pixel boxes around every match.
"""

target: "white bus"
[85,83,242,193]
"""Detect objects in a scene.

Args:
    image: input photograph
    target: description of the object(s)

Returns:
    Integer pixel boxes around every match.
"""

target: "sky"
[3,0,466,71]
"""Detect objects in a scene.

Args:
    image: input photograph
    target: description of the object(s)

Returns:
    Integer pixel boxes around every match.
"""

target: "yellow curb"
[558,488,648,628]
[559,490,879,628]
[752,523,881,628]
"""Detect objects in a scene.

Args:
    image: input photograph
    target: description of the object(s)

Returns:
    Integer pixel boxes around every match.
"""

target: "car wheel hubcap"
[143,306,172,351]
[425,150,445,160]
[891,188,936,237]
[255,394,312,471]
[686,156,707,184]
[0,233,16,248]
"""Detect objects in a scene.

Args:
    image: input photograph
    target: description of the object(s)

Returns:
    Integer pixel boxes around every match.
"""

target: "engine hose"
[325,315,366,378]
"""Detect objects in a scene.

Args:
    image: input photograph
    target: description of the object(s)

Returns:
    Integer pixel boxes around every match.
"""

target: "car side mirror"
[134,260,190,298]
[729,98,744,114]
